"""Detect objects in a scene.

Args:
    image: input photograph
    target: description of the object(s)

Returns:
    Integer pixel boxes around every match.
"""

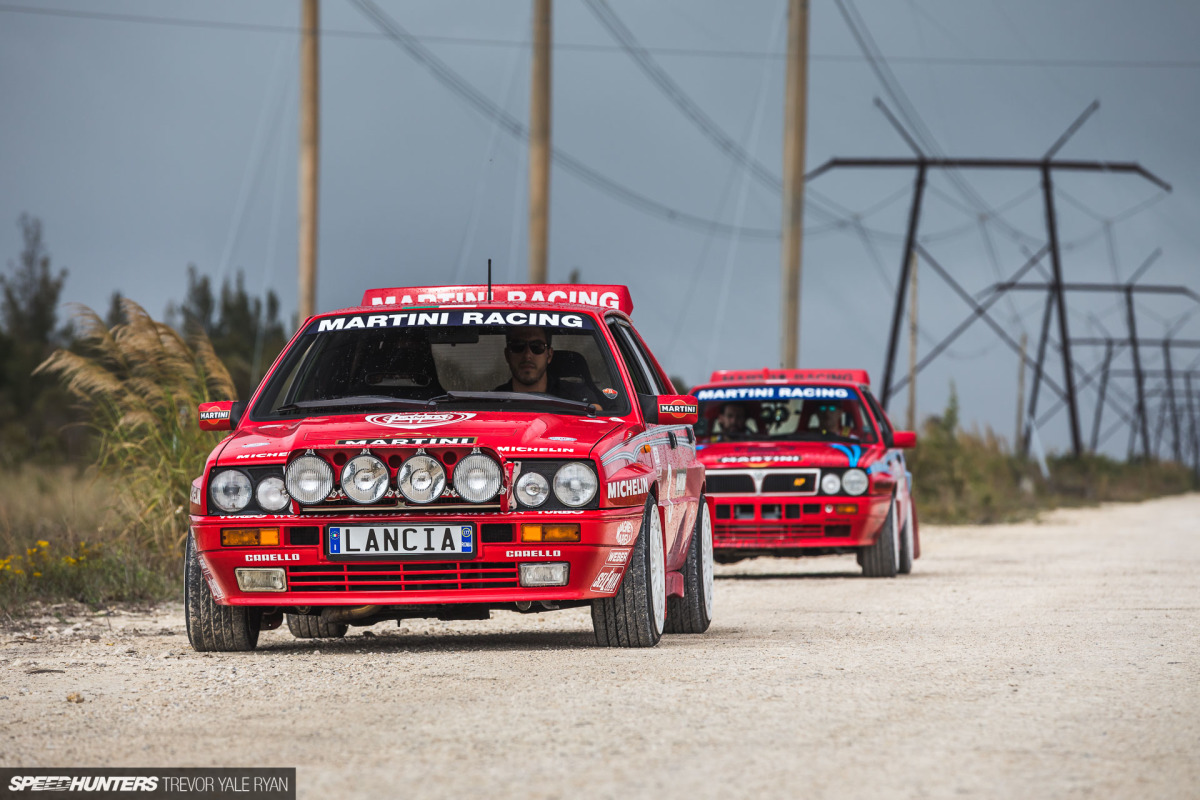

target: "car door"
[607,320,690,566]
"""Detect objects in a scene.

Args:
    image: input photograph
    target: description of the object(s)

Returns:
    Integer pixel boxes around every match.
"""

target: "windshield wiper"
[426,391,597,417]
[277,395,434,414]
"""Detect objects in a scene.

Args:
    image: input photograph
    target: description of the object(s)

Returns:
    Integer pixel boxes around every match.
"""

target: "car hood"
[218,411,625,464]
[696,440,885,469]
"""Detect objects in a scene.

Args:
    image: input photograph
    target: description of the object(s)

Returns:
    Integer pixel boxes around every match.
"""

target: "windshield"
[694,385,877,444]
[251,309,630,420]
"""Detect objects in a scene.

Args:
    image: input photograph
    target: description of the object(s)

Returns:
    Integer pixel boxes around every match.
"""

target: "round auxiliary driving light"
[820,472,842,495]
[341,454,390,504]
[553,462,598,508]
[210,469,252,513]
[285,455,335,505]
[841,468,869,496]
[453,454,502,503]
[397,454,446,504]
[516,472,550,507]
[255,476,291,512]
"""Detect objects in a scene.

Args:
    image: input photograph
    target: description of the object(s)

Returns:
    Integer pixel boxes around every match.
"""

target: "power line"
[6,4,1200,70]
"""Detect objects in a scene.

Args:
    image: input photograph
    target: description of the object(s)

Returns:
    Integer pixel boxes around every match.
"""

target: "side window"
[862,389,894,446]
[607,322,656,396]
[624,325,673,394]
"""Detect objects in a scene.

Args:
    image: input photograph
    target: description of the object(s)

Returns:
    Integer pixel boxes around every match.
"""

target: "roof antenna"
[487,258,493,302]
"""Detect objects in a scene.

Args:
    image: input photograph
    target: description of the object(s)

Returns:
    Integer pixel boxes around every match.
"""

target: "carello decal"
[695,386,851,401]
[607,475,649,500]
[336,436,477,446]
[311,310,588,333]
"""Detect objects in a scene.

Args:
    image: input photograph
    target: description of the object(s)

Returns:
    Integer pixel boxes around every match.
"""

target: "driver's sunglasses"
[506,340,549,355]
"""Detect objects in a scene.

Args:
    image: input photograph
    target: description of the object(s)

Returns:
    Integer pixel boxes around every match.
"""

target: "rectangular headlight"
[519,562,570,587]
[235,568,286,592]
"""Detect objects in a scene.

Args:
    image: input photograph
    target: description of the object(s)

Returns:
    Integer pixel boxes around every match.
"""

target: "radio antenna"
[487,258,493,302]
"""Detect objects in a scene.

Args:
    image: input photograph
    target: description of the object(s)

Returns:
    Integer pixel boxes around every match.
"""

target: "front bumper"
[710,494,889,552]
[191,510,642,607]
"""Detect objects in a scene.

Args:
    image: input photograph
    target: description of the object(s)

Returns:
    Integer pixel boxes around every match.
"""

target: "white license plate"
[327,524,475,559]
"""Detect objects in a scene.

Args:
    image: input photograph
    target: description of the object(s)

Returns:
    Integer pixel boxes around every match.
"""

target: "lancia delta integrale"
[185,284,712,650]
[692,369,919,577]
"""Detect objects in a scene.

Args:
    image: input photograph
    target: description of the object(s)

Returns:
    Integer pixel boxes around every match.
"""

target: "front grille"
[286,561,520,593]
[715,523,822,544]
[707,474,756,494]
[761,470,819,494]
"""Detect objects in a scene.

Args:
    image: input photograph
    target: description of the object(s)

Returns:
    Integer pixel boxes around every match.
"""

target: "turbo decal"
[694,386,851,401]
[608,476,649,500]
[591,566,623,594]
[337,436,477,446]
[365,412,475,429]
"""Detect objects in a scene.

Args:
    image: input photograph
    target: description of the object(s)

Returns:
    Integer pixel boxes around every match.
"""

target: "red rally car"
[692,369,919,577]
[186,284,713,650]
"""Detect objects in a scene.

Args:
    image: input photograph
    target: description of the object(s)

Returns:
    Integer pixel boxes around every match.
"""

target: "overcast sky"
[2,0,1199,459]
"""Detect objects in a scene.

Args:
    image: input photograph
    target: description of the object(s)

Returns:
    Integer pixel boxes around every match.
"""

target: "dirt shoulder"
[2,494,1198,799]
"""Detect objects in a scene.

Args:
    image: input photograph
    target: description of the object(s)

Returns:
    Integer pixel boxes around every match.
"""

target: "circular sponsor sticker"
[365,412,476,429]
[602,387,619,398]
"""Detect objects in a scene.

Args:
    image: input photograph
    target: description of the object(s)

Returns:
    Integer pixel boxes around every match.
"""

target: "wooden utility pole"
[906,252,917,431]
[298,0,319,321]
[779,0,809,368]
[528,0,552,284]
[1016,332,1028,448]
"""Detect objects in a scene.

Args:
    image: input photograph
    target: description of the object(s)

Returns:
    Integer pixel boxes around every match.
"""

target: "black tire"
[286,613,348,639]
[184,532,261,652]
[665,498,714,634]
[591,496,667,648]
[897,497,914,575]
[859,498,899,578]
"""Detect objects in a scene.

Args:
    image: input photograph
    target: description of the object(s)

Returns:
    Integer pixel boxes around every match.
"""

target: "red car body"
[692,368,920,575]
[187,284,711,648]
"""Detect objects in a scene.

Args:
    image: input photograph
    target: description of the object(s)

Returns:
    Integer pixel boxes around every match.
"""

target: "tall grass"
[33,299,234,554]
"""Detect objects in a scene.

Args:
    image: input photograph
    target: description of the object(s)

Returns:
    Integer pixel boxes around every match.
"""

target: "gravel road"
[2,494,1198,799]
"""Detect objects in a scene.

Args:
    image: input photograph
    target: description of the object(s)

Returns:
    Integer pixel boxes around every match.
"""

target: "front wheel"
[665,498,714,634]
[286,613,348,639]
[591,497,667,647]
[897,497,914,575]
[859,499,899,578]
[184,532,261,652]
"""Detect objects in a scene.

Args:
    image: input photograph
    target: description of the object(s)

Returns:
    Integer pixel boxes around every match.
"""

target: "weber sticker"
[605,548,631,566]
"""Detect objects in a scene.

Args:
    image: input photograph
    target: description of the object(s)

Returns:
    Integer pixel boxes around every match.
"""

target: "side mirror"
[640,394,699,425]
[198,400,243,431]
[892,430,917,449]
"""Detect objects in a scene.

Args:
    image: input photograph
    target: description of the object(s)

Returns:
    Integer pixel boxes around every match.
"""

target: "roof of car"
[699,368,871,387]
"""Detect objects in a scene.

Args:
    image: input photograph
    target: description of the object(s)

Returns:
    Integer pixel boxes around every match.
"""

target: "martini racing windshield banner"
[695,385,854,401]
[307,310,593,334]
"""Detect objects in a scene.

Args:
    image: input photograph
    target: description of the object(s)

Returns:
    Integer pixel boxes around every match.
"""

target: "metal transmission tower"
[806,103,1171,457]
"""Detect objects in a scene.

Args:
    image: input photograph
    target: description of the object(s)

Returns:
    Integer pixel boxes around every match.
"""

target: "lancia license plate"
[326,523,475,560]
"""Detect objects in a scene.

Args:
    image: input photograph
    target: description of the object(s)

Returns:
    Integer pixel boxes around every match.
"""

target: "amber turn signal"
[833,504,858,516]
[521,523,581,543]
[221,528,281,546]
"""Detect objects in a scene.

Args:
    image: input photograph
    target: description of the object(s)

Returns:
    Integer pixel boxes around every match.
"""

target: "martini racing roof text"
[695,385,852,401]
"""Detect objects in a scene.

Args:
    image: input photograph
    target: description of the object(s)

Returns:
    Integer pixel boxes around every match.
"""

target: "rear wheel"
[591,497,666,647]
[286,613,348,639]
[184,532,261,652]
[859,499,899,578]
[665,498,714,634]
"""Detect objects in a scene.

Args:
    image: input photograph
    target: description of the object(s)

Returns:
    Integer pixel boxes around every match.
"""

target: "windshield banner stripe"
[308,310,592,334]
[695,386,852,401]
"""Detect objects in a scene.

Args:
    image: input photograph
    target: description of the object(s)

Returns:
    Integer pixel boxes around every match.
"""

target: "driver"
[496,326,554,394]
[816,402,854,438]
[716,402,749,440]
[494,327,603,410]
